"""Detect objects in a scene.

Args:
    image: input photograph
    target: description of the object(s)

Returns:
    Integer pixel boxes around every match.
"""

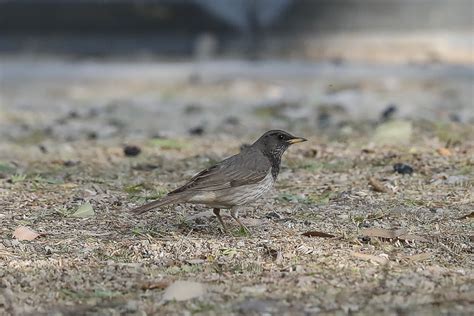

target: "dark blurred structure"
[0,0,472,63]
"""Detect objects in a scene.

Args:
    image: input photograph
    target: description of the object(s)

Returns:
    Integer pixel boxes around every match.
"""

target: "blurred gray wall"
[0,0,472,63]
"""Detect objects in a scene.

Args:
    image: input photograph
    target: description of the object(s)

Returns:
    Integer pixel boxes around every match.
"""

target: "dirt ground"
[0,58,473,315]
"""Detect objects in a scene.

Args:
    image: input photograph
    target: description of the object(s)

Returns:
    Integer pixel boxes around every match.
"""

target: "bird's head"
[253,130,307,158]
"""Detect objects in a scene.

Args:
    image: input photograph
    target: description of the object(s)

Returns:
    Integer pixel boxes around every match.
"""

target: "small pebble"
[87,131,98,140]
[45,246,53,255]
[393,163,414,175]
[63,160,80,167]
[189,126,205,136]
[38,144,48,154]
[381,104,397,121]
[225,116,240,125]
[124,145,141,157]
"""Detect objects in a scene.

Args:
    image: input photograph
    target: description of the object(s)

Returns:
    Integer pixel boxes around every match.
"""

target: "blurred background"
[0,0,473,146]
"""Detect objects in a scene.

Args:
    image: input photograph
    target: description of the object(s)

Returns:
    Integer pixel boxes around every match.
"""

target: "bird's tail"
[129,194,184,215]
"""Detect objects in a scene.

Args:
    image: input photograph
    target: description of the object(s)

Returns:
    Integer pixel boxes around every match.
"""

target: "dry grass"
[1,127,473,315]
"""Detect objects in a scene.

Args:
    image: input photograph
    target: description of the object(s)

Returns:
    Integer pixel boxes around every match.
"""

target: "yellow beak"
[287,137,307,144]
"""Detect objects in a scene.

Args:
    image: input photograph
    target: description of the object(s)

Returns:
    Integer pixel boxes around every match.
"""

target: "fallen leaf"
[368,177,390,193]
[397,233,429,243]
[302,231,335,238]
[71,202,95,218]
[437,147,452,157]
[162,280,206,301]
[361,227,405,239]
[403,253,432,262]
[13,226,41,241]
[351,252,389,264]
[140,280,170,290]
[457,211,474,220]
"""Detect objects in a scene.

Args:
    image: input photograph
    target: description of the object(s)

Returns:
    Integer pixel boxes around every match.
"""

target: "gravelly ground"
[0,59,473,315]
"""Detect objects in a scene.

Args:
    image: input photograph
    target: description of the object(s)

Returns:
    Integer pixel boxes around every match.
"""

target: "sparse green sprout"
[11,173,27,183]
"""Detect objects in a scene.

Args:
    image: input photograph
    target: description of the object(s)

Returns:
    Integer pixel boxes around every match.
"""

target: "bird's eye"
[278,134,284,140]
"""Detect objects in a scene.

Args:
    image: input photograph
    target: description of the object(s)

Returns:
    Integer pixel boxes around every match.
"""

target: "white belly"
[188,171,274,208]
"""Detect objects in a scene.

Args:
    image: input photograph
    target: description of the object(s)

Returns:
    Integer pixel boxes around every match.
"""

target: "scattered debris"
[360,228,429,243]
[301,231,335,238]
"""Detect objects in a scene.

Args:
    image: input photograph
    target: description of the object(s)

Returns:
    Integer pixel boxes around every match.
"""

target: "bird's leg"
[230,207,250,233]
[212,208,227,232]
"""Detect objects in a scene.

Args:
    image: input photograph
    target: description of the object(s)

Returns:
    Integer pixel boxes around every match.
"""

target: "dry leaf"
[302,231,335,238]
[457,211,474,220]
[13,226,41,241]
[403,253,432,262]
[397,233,429,243]
[351,252,389,264]
[71,202,94,218]
[140,280,170,290]
[437,147,452,157]
[162,281,206,301]
[361,227,404,239]
[368,177,390,193]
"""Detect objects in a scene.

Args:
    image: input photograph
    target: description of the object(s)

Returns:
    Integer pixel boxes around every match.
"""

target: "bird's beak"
[287,137,307,144]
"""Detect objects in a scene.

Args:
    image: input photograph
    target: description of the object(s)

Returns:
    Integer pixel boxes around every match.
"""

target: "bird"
[129,130,307,231]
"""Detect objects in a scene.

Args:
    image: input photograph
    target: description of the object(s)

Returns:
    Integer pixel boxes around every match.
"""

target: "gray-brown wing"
[169,148,270,194]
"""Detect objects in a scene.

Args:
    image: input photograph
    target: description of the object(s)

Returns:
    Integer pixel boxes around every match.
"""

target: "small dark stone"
[63,160,80,167]
[45,246,53,255]
[240,143,251,151]
[184,103,203,114]
[449,113,461,122]
[87,131,98,140]
[224,116,240,125]
[124,145,141,157]
[189,126,205,136]
[393,163,414,175]
[317,112,331,128]
[38,144,48,154]
[88,108,100,118]
[381,104,397,121]
[68,110,79,119]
